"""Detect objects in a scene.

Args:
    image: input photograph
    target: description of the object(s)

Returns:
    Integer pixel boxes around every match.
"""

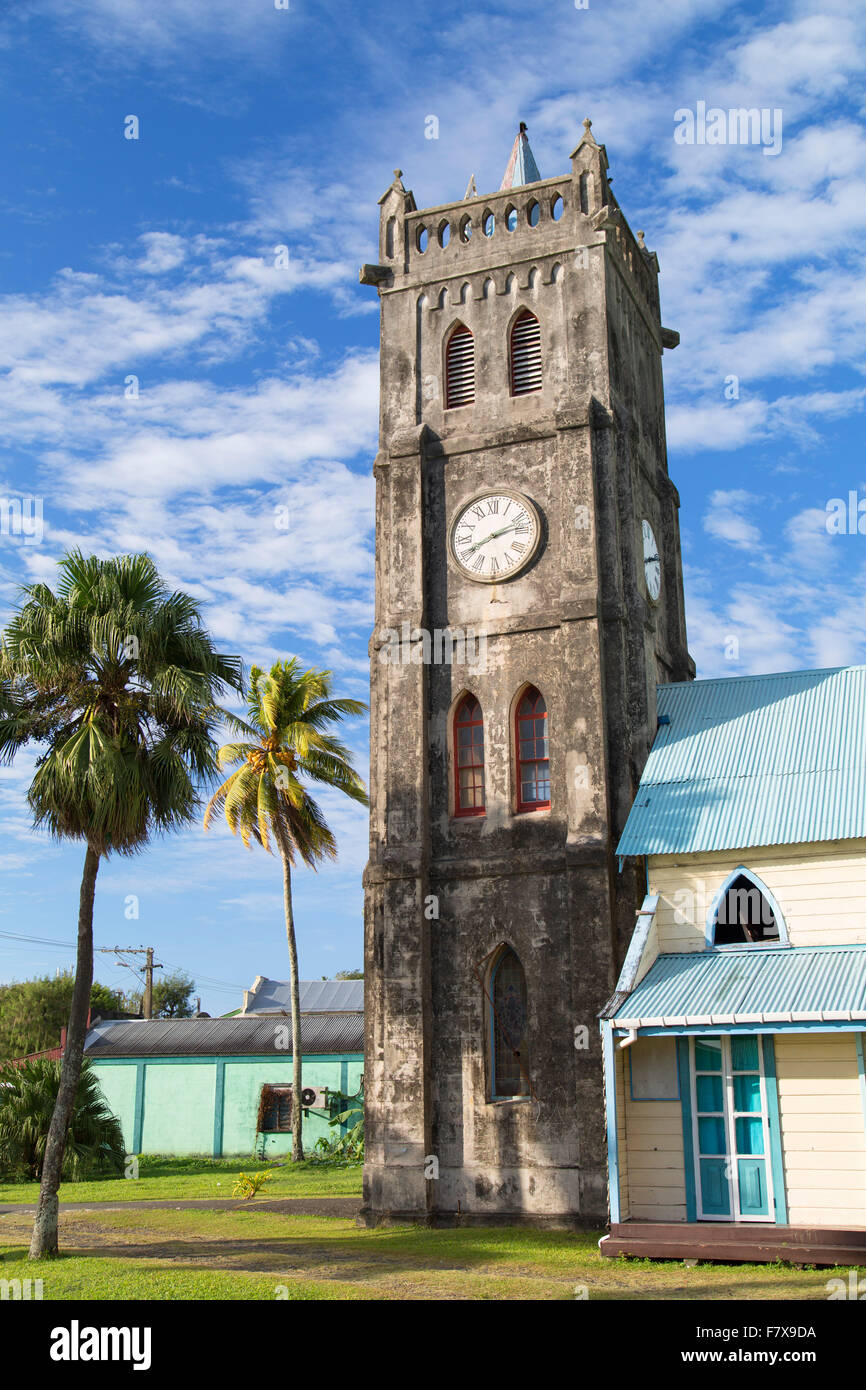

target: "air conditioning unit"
[300,1086,328,1110]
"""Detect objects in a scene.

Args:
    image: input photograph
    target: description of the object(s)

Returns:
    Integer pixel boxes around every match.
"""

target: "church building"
[360,122,692,1224]
[600,665,866,1264]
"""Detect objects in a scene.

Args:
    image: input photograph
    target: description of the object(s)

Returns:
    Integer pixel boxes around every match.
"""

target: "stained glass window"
[491,948,530,1098]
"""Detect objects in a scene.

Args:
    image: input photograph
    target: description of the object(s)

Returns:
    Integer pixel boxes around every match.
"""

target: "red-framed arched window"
[454,694,485,816]
[510,310,542,396]
[515,686,550,811]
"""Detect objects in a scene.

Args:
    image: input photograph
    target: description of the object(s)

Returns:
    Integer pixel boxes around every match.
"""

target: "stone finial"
[583,117,592,132]
[637,230,646,249]
[394,169,402,179]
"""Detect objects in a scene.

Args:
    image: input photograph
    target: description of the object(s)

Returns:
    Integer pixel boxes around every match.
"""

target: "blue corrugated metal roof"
[617,665,866,857]
[602,944,866,1028]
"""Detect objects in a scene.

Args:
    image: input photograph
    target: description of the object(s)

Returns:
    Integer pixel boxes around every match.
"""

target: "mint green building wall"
[90,1055,363,1157]
[221,1057,362,1157]
[90,1063,139,1151]
[141,1063,216,1154]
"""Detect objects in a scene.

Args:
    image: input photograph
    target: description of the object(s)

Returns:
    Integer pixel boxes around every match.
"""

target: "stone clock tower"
[360,121,693,1226]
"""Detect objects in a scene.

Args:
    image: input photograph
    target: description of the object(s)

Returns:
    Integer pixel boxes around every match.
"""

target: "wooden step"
[600,1222,866,1266]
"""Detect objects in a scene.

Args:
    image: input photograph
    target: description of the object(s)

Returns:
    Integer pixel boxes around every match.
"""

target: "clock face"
[642,519,661,602]
[449,490,541,583]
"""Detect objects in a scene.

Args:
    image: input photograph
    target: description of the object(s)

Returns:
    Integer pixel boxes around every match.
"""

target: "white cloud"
[702,490,764,549]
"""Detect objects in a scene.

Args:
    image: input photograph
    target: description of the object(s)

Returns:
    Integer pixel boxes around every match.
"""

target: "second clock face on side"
[642,518,661,602]
[449,490,541,583]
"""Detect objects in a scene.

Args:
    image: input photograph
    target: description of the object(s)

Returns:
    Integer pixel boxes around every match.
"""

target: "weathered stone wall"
[363,128,693,1226]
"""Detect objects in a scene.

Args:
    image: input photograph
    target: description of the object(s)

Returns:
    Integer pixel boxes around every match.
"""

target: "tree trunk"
[29,842,100,1259]
[276,828,303,1162]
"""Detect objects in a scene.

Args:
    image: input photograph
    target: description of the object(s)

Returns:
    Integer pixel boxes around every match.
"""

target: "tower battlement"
[367,121,664,350]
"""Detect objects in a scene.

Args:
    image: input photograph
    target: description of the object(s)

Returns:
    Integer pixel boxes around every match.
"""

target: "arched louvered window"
[516,686,550,811]
[489,947,530,1098]
[445,324,475,408]
[454,694,485,816]
[709,869,786,947]
[510,310,542,396]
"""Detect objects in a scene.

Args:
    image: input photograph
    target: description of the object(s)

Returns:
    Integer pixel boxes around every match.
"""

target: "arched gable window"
[510,310,542,396]
[454,694,485,816]
[445,323,475,408]
[515,686,550,811]
[489,947,530,1098]
[707,868,787,947]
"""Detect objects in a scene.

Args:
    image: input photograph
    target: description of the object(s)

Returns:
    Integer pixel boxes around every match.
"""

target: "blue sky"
[0,0,864,1012]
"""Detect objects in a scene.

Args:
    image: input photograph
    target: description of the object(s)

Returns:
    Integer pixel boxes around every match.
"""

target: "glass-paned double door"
[690,1035,774,1222]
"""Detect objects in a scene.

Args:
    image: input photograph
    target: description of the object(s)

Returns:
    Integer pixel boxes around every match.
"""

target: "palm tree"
[0,550,242,1257]
[204,659,367,1161]
[0,1057,125,1182]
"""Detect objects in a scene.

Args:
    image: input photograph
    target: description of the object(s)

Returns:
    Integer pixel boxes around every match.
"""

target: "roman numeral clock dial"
[642,518,661,602]
[449,490,541,583]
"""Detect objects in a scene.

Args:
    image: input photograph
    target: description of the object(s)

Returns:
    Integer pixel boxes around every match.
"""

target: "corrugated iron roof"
[617,665,866,857]
[244,979,363,1014]
[602,944,866,1028]
[84,1013,363,1058]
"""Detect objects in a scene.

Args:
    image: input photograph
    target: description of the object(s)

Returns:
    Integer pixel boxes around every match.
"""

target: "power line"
[0,929,247,999]
[0,929,76,948]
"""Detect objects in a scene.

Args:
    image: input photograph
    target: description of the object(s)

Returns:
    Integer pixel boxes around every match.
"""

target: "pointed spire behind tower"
[499,122,542,190]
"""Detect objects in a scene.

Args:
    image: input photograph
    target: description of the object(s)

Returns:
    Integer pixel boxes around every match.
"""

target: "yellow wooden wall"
[615,1045,629,1219]
[617,1032,866,1226]
[648,839,866,953]
[775,1032,866,1227]
[620,1043,687,1222]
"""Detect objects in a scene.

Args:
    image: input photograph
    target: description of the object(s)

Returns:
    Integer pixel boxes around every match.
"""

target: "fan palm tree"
[204,659,367,1161]
[0,1057,125,1182]
[0,550,242,1257]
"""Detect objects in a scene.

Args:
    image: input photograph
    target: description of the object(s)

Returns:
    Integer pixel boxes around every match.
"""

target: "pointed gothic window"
[510,310,542,395]
[516,686,550,811]
[454,694,485,816]
[489,947,530,1098]
[710,870,783,946]
[445,323,475,408]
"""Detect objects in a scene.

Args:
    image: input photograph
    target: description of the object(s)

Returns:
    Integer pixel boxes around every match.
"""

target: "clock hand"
[465,521,522,554]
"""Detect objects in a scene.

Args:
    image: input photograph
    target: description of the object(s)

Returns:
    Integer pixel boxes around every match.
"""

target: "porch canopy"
[602,943,866,1033]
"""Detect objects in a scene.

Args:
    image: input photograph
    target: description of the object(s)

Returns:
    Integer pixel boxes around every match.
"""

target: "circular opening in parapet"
[506,205,518,232]
[551,193,564,221]
[438,220,451,249]
[483,210,495,238]
[417,225,429,252]
[527,199,540,227]
[459,214,472,242]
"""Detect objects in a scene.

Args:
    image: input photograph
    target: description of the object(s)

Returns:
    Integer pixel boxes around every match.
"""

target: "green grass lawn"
[0,1205,851,1301]
[0,1154,363,1205]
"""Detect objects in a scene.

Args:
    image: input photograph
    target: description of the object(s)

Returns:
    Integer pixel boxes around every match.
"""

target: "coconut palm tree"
[0,1057,125,1182]
[204,659,367,1161]
[0,550,242,1257]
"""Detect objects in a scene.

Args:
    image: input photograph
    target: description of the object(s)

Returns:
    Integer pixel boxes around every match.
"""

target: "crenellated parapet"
[365,118,668,349]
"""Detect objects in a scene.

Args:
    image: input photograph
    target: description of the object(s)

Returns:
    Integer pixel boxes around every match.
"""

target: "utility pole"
[97,946,162,1019]
[143,946,154,1020]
